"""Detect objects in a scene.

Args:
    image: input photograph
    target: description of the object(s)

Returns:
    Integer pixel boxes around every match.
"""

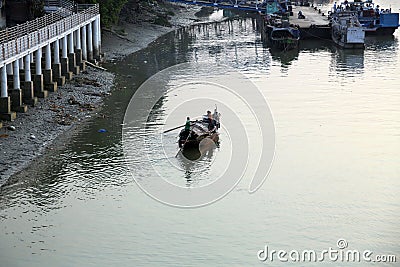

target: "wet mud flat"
[0,67,114,185]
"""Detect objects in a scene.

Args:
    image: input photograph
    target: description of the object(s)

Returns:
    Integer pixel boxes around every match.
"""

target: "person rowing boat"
[177,107,221,155]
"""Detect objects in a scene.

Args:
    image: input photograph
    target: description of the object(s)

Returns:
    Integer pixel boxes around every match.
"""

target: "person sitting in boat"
[207,114,217,133]
[202,110,212,123]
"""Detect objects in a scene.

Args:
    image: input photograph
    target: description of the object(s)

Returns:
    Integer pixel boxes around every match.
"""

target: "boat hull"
[364,27,397,36]
[265,25,300,51]
[180,134,219,160]
[332,40,365,49]
[269,38,299,50]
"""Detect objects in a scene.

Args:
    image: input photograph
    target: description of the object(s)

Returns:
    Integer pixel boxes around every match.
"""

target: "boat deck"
[290,6,330,27]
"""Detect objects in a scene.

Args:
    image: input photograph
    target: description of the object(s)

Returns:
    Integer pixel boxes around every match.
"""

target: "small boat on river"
[178,107,221,158]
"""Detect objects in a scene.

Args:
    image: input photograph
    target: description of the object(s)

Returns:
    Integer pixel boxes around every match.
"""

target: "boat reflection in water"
[177,139,219,184]
[269,47,299,67]
[332,46,365,72]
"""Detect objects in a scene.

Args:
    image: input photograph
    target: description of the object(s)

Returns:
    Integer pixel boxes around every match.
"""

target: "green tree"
[76,0,129,27]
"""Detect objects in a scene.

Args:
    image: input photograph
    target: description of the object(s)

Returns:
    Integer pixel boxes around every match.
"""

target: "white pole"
[13,60,20,89]
[0,66,7,98]
[19,58,24,70]
[35,48,42,75]
[76,28,81,50]
[6,63,13,75]
[93,18,99,56]
[25,55,31,82]
[73,30,77,48]
[54,39,60,64]
[62,35,68,58]
[81,25,87,60]
[45,43,52,70]
[97,16,101,47]
[68,32,74,54]
[87,22,93,58]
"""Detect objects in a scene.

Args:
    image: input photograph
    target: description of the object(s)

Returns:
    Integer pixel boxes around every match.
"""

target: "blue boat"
[331,0,400,36]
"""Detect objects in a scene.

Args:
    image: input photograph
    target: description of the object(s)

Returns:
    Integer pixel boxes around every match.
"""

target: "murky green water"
[1,1,399,265]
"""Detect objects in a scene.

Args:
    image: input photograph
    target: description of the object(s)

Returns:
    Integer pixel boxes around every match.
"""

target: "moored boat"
[331,11,365,49]
[331,0,399,36]
[265,15,300,51]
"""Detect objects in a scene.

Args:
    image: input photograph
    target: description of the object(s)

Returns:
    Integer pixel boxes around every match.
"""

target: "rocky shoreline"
[0,4,212,185]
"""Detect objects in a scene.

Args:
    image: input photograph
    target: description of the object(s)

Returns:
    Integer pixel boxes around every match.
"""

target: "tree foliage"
[76,0,129,27]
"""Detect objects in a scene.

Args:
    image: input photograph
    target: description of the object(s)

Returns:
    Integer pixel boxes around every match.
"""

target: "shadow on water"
[269,39,332,68]
[328,35,398,75]
[330,47,365,73]
[177,145,217,186]
[365,35,398,51]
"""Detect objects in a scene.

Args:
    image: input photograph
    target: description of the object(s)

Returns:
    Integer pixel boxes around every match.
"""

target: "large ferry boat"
[331,0,399,36]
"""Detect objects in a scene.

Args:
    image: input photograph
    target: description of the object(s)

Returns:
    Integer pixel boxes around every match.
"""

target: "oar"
[163,118,202,134]
[163,124,184,133]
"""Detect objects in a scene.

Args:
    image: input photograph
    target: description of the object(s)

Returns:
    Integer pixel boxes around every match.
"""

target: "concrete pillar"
[68,32,74,54]
[62,35,68,58]
[45,43,51,70]
[23,55,37,106]
[24,55,31,82]
[19,57,25,82]
[0,65,16,121]
[6,63,13,75]
[54,39,60,64]
[1,66,7,98]
[6,63,13,84]
[19,58,24,70]
[76,28,81,50]
[13,61,20,90]
[87,22,93,61]
[10,60,28,112]
[97,16,102,49]
[75,28,85,71]
[81,25,87,61]
[68,32,79,74]
[93,17,100,60]
[33,48,48,98]
[52,39,65,86]
[73,30,77,48]
[61,35,72,80]
[44,43,57,92]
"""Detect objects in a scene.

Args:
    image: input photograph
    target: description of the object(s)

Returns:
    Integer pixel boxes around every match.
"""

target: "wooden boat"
[178,108,220,158]
[265,15,300,51]
[331,11,365,49]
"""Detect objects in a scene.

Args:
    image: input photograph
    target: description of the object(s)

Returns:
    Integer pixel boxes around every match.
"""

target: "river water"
[1,1,399,266]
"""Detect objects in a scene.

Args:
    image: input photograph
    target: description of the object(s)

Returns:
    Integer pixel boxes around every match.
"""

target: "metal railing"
[44,0,75,8]
[0,4,99,64]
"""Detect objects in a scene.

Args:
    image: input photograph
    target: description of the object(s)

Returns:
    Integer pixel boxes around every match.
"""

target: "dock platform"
[290,6,331,40]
